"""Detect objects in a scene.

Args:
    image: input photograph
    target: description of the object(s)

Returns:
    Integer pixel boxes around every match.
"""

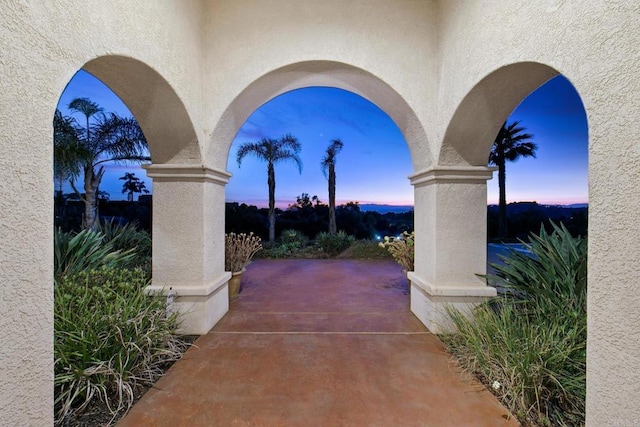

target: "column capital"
[409,165,496,187]
[143,163,232,185]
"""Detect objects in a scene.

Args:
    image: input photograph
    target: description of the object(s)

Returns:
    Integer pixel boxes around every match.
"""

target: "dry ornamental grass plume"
[379,231,414,272]
[225,232,263,272]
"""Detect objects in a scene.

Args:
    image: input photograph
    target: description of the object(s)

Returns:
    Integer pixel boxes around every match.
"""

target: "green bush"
[54,266,187,424]
[54,229,135,279]
[279,229,309,249]
[442,223,586,426]
[101,220,152,269]
[55,223,151,280]
[315,231,355,256]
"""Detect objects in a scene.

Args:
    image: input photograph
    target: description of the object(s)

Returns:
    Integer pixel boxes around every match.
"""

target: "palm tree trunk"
[82,165,104,231]
[267,162,276,242]
[328,164,336,235]
[82,166,98,230]
[498,158,507,240]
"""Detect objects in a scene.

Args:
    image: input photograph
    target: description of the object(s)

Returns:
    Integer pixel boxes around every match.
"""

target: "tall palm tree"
[321,138,344,235]
[236,134,302,242]
[489,121,537,239]
[54,97,149,230]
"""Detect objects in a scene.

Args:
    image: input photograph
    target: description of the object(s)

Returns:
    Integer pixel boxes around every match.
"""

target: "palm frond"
[236,135,303,173]
[236,141,268,166]
[68,97,103,119]
[321,138,343,176]
[53,110,89,181]
[488,121,537,165]
[93,113,148,162]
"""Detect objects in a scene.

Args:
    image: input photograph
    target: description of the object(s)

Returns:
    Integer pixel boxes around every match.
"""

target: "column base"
[146,272,232,335]
[408,272,496,334]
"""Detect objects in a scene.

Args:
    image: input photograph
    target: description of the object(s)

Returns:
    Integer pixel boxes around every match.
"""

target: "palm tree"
[489,121,537,239]
[236,134,302,242]
[54,97,149,230]
[321,138,344,235]
[120,172,149,202]
[53,110,84,194]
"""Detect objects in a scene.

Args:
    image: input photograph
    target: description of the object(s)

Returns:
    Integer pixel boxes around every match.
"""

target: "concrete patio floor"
[119,259,517,426]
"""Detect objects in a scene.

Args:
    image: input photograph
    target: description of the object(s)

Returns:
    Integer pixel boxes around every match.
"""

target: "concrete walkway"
[119,259,517,426]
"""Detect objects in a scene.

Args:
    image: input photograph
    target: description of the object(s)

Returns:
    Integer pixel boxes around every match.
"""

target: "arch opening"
[208,60,432,172]
[440,62,589,425]
[51,54,204,423]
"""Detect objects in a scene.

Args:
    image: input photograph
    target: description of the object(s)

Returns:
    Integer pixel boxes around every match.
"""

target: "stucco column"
[143,164,232,334]
[408,166,497,333]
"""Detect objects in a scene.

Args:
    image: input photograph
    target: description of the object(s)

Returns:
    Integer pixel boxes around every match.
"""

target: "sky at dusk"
[57,70,588,207]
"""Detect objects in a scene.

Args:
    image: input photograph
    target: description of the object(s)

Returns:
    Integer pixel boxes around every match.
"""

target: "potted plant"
[379,231,414,273]
[225,232,262,301]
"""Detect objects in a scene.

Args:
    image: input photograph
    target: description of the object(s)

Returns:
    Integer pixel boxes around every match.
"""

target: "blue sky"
[57,71,588,206]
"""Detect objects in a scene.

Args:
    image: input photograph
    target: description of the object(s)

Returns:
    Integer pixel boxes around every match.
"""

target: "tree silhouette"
[489,121,537,239]
[321,139,344,235]
[236,134,303,242]
[120,172,149,202]
[54,98,149,229]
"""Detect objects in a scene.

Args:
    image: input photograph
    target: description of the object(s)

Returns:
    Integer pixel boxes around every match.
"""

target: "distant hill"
[565,203,588,209]
[487,201,588,240]
[359,204,414,214]
[487,201,588,216]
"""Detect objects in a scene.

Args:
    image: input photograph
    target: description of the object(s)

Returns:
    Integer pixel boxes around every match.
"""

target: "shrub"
[442,223,586,426]
[279,229,309,249]
[54,266,188,424]
[315,231,355,256]
[54,229,135,279]
[378,231,414,271]
[101,220,152,269]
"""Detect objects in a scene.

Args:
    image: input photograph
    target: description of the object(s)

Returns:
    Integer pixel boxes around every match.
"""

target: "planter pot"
[228,268,246,302]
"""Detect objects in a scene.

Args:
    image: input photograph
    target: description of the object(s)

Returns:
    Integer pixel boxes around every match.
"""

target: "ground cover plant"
[54,223,189,426]
[442,223,586,426]
[315,230,355,256]
[337,238,391,259]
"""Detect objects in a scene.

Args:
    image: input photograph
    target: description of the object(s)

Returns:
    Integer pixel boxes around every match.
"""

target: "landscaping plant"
[379,231,414,271]
[54,222,188,425]
[54,228,135,279]
[54,267,187,425]
[225,232,263,272]
[442,223,586,426]
[315,230,355,256]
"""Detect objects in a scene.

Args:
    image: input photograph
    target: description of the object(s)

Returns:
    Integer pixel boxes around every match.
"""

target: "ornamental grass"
[442,223,586,426]
[54,223,188,425]
[225,232,263,272]
[378,230,414,271]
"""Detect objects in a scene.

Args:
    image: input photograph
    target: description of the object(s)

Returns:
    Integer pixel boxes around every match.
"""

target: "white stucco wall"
[203,0,440,170]
[1,1,639,425]
[435,2,640,424]
[0,1,206,424]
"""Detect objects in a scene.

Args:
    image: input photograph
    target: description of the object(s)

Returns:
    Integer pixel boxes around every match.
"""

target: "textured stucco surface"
[1,1,639,425]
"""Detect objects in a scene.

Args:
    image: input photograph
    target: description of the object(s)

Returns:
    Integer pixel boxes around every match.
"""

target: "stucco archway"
[205,60,497,334]
[82,55,202,165]
[438,62,560,167]
[58,56,228,335]
[206,60,432,171]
